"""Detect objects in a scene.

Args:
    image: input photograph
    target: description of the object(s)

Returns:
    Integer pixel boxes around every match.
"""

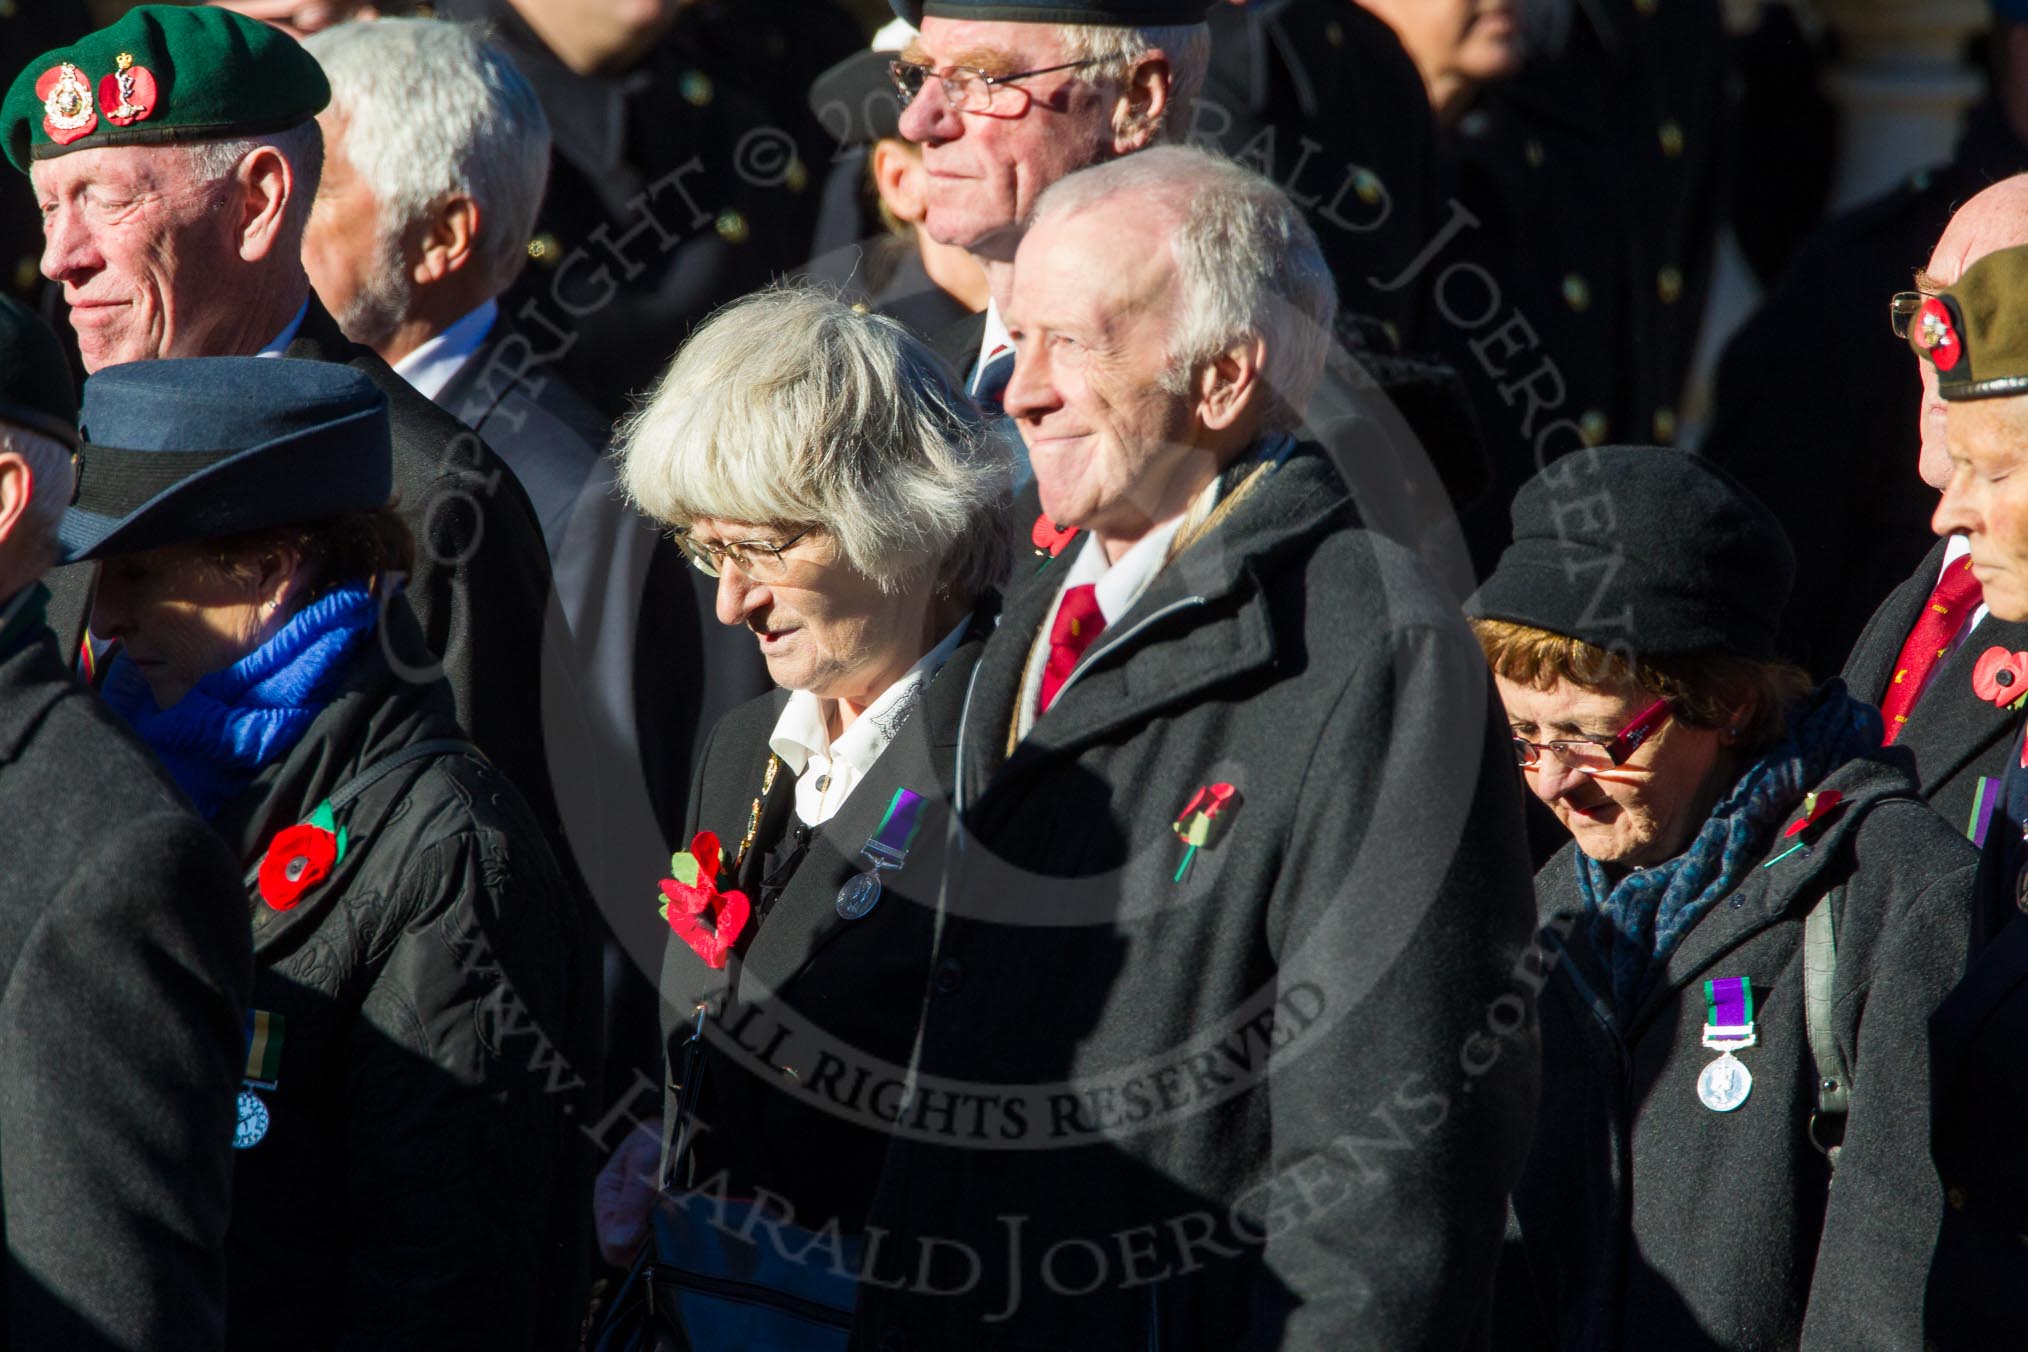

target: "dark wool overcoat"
[660,608,991,1234]
[1841,535,2028,841]
[1494,752,1976,1352]
[207,612,601,1351]
[853,446,1543,1352]
[285,298,566,848]
[0,624,250,1350]
[1925,778,2028,1349]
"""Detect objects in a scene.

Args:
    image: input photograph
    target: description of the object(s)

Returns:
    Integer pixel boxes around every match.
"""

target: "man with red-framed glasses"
[886,0,1211,420]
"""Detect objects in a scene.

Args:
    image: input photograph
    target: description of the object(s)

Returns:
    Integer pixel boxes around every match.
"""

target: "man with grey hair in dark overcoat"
[849,146,1539,1350]
[0,297,251,1348]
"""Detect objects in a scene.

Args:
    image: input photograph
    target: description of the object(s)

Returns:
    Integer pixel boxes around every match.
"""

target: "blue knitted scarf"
[103,586,379,819]
[1574,682,1882,1015]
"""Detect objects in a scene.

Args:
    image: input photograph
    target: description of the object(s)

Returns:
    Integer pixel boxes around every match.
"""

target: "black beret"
[59,357,391,564]
[0,295,78,448]
[1466,446,1796,663]
[891,1,1213,26]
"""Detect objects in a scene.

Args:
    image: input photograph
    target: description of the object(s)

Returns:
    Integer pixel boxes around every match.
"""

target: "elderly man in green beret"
[0,294,251,1351]
[1912,240,2028,1345]
[3,5,569,868]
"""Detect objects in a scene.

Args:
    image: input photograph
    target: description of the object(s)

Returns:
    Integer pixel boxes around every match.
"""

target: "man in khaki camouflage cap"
[1914,237,2028,1347]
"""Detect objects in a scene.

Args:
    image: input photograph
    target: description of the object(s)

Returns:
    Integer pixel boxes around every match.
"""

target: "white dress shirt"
[1940,533,1990,642]
[1015,475,1220,739]
[767,620,968,825]
[972,299,1011,392]
[392,299,500,402]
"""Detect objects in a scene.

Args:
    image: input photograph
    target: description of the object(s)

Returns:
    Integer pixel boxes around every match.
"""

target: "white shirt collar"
[972,298,1012,392]
[1057,481,1211,629]
[1942,532,1990,635]
[255,299,310,357]
[392,299,499,403]
[767,619,969,825]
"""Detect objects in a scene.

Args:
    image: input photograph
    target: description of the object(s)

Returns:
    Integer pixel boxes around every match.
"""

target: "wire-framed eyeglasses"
[1889,290,1929,339]
[1512,696,1674,774]
[674,526,814,582]
[888,57,1101,114]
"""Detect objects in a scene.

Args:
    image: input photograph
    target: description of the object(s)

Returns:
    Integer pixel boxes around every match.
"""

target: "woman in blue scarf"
[1468,448,1977,1351]
[60,357,598,1351]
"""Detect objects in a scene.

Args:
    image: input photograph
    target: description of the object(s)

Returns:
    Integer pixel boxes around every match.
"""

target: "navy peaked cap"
[59,357,393,563]
[891,1,1213,26]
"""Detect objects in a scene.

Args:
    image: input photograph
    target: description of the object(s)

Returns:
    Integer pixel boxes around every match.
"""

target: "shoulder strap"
[327,737,481,812]
[241,738,483,888]
[1803,887,1850,1168]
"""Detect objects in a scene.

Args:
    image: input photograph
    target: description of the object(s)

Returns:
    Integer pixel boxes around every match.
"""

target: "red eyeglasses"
[1512,696,1673,775]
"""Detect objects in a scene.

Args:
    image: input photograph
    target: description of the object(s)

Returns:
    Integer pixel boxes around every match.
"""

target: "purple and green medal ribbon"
[243,1008,285,1089]
[1703,976,1753,1038]
[867,788,925,864]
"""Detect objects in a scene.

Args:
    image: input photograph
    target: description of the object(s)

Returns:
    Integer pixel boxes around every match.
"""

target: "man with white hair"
[3,5,563,845]
[889,0,1212,402]
[0,295,251,1350]
[1841,174,2028,840]
[300,15,767,1097]
[850,147,1537,1350]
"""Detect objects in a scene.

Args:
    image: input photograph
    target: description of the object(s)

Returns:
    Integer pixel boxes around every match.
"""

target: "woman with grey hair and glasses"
[594,284,1011,1274]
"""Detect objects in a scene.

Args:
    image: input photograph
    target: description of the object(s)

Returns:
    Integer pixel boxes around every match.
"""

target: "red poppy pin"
[1973,646,2028,713]
[98,52,156,127]
[36,63,95,145]
[658,830,753,970]
[258,801,348,911]
[1914,296,1962,372]
[1783,790,1844,839]
[1032,514,1078,562]
[1172,783,1239,883]
[1763,789,1845,868]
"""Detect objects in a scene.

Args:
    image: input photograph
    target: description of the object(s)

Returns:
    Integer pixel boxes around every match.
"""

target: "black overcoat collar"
[1536,752,1924,1040]
[718,609,990,1004]
[957,444,1348,810]
[1845,536,2028,809]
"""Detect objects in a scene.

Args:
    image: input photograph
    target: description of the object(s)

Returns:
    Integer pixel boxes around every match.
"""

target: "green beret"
[1910,244,2028,401]
[0,295,78,448]
[2,5,329,174]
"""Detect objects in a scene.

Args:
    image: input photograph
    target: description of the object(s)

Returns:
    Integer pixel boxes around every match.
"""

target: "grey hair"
[182,119,326,253]
[303,19,552,300]
[615,285,1012,601]
[3,425,74,547]
[1058,22,1210,145]
[1033,146,1337,431]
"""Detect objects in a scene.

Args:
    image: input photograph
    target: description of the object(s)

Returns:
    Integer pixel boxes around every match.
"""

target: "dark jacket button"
[932,958,963,995]
[879,1329,909,1352]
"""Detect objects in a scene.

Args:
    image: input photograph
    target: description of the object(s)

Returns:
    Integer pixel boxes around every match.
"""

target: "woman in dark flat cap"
[62,356,599,1352]
[1468,447,1974,1351]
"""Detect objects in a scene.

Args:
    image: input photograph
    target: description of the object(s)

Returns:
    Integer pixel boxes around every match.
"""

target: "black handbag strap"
[661,1001,713,1192]
[240,738,483,888]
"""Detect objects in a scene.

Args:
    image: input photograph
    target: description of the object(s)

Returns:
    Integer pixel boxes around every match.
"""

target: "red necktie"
[1879,557,1983,744]
[1038,584,1106,716]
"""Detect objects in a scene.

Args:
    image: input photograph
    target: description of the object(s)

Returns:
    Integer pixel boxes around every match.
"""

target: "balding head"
[1917,175,2028,488]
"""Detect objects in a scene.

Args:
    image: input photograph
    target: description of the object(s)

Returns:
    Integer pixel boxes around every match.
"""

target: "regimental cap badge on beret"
[1912,296,1961,372]
[100,53,158,128]
[1915,243,2028,401]
[36,63,93,146]
[3,5,329,173]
